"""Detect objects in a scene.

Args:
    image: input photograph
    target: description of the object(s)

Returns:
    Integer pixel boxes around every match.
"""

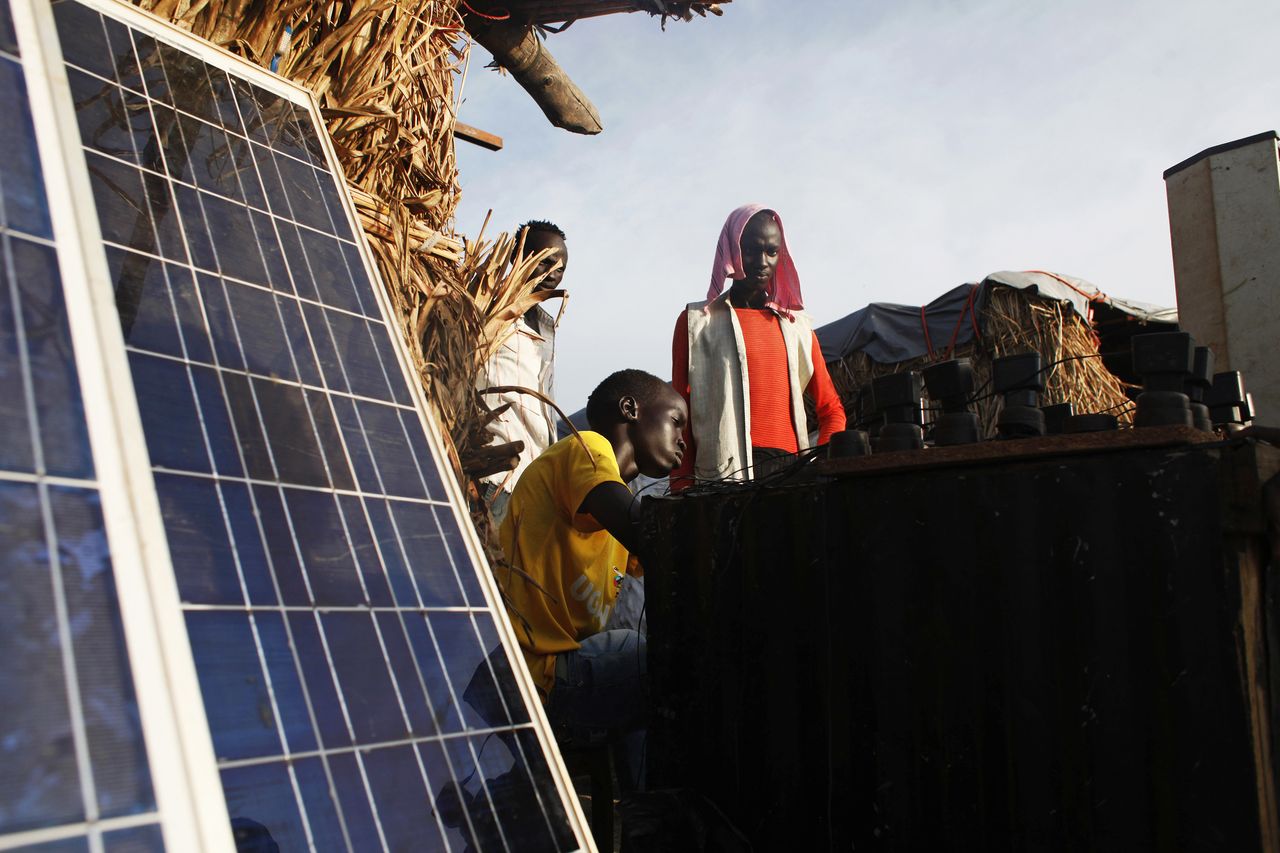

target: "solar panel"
[0,3,160,848]
[0,0,589,848]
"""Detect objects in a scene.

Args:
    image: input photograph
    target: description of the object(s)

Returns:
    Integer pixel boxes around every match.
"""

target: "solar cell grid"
[50,1,583,848]
[0,5,161,846]
[102,823,165,851]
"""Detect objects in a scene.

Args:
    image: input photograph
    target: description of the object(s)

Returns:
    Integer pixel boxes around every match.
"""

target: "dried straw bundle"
[400,224,567,481]
[828,286,1136,437]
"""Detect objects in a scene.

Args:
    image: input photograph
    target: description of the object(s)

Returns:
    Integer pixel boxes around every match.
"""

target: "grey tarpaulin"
[556,406,590,440]
[816,270,1178,365]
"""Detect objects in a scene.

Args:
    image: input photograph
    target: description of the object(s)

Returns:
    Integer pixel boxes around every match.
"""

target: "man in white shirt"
[479,221,569,523]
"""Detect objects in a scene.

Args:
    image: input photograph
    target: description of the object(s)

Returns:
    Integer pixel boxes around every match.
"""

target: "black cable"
[1097,395,1138,415]
[674,444,828,498]
[964,352,1105,406]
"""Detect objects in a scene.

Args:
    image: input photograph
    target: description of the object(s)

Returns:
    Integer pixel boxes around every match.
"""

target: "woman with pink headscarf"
[670,205,846,490]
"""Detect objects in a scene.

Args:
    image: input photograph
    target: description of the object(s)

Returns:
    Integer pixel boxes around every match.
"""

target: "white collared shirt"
[480,306,558,492]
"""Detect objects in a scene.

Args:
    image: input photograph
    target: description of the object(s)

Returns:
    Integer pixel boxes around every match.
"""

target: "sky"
[453,0,1280,415]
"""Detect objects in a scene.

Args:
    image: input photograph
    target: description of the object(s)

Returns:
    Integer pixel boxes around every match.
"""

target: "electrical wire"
[962,352,1105,407]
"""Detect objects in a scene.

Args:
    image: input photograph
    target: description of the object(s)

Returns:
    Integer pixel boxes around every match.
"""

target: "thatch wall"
[828,286,1136,436]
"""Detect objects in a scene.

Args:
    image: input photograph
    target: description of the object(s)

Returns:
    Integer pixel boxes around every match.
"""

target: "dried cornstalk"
[425,234,570,467]
[348,186,464,262]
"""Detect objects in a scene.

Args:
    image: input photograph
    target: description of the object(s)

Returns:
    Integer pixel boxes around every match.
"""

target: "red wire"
[920,305,935,360]
[1022,269,1102,348]
[461,0,511,20]
[1022,269,1103,304]
[942,285,980,360]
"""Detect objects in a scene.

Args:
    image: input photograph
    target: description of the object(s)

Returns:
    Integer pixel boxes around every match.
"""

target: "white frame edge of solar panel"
[18,0,596,848]
[289,42,596,853]
[9,0,237,849]
[287,38,595,853]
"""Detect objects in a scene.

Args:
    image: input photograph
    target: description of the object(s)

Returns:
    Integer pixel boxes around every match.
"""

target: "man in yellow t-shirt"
[497,369,687,786]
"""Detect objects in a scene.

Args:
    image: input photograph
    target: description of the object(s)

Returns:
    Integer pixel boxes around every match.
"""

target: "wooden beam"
[453,121,504,151]
[467,20,603,135]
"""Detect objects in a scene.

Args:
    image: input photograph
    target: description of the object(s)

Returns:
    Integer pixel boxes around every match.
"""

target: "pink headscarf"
[705,203,804,316]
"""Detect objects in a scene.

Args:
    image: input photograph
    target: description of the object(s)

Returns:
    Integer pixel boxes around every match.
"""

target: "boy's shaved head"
[586,369,687,479]
[518,219,566,242]
[586,369,673,432]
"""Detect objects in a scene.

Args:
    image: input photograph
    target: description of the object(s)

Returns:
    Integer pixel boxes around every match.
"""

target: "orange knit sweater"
[670,307,846,487]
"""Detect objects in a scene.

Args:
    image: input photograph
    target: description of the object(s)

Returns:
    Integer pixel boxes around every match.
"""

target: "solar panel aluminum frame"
[8,0,594,848]
[6,0,232,848]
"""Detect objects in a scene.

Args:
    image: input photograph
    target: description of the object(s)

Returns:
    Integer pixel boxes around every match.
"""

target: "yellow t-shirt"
[498,431,633,700]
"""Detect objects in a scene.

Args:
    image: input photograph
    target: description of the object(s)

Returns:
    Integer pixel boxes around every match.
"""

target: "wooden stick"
[467,20,603,134]
[454,120,504,150]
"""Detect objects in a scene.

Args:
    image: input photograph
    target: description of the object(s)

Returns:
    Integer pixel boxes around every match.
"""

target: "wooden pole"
[467,20,603,135]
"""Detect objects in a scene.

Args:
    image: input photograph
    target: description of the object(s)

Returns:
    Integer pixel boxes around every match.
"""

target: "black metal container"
[643,429,1279,851]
